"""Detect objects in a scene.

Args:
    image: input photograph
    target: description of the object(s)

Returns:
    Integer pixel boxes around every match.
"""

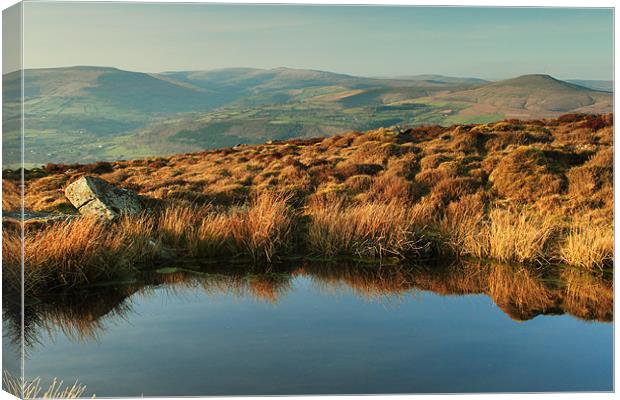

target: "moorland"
[2,113,613,296]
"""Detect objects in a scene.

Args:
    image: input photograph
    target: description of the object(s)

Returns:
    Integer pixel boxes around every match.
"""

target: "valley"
[3,66,612,166]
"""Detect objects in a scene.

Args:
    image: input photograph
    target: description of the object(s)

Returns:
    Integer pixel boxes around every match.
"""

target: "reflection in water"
[3,260,613,348]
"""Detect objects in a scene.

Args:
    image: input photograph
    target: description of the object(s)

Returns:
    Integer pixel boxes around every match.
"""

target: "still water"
[3,262,614,396]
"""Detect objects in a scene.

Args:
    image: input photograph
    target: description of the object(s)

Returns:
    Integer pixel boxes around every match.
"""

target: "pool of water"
[2,262,614,396]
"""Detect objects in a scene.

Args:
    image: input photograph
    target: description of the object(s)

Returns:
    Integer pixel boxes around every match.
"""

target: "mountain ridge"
[3,66,613,166]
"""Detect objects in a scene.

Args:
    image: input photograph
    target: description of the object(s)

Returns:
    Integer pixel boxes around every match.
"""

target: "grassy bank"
[2,114,613,293]
[3,191,612,295]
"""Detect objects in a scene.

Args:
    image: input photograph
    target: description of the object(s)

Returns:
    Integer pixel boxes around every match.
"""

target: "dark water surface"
[3,262,613,396]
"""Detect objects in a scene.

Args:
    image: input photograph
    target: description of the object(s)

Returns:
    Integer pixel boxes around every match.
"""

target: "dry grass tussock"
[158,192,294,262]
[305,197,430,259]
[2,179,21,210]
[560,216,613,270]
[488,146,564,202]
[486,208,558,264]
[5,217,138,292]
[12,114,611,219]
[441,197,558,264]
[441,197,612,268]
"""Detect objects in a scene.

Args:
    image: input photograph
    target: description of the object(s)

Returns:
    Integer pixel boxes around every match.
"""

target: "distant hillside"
[566,79,613,92]
[162,67,361,90]
[8,66,221,113]
[426,74,612,119]
[393,74,489,86]
[2,67,613,166]
[3,66,233,167]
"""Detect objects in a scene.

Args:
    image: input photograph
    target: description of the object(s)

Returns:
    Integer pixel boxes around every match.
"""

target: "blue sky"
[17,3,614,80]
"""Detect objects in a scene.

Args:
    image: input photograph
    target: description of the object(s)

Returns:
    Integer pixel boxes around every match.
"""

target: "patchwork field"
[3,67,612,166]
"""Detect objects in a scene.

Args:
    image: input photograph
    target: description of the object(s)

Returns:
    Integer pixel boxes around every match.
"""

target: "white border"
[0,1,616,400]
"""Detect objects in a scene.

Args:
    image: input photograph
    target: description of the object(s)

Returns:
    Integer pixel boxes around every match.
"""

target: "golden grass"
[9,218,137,292]
[14,115,611,223]
[2,216,140,293]
[441,194,487,258]
[443,202,561,265]
[488,146,564,202]
[2,229,25,294]
[188,212,233,258]
[367,174,412,203]
[560,217,613,270]
[306,197,428,259]
[3,193,296,293]
[227,192,294,262]
[344,174,374,193]
[159,203,202,247]
[2,195,611,298]
[3,371,90,399]
[160,192,294,262]
[2,179,21,210]
[487,208,558,264]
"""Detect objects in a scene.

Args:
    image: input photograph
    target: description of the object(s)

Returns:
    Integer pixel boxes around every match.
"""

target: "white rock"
[65,176,142,221]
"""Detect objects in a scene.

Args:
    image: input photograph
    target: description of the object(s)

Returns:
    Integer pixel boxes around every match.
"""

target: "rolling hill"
[162,67,362,90]
[427,74,612,119]
[481,74,607,111]
[3,66,230,167]
[391,74,489,86]
[2,67,613,166]
[8,66,221,113]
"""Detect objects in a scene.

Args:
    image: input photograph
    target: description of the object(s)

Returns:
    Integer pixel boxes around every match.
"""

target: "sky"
[6,3,615,80]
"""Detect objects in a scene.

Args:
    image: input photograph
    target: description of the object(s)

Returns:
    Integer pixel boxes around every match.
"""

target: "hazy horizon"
[6,4,613,81]
[4,64,615,83]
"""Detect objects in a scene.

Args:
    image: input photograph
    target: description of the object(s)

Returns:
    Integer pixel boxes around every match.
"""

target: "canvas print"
[1,2,614,398]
